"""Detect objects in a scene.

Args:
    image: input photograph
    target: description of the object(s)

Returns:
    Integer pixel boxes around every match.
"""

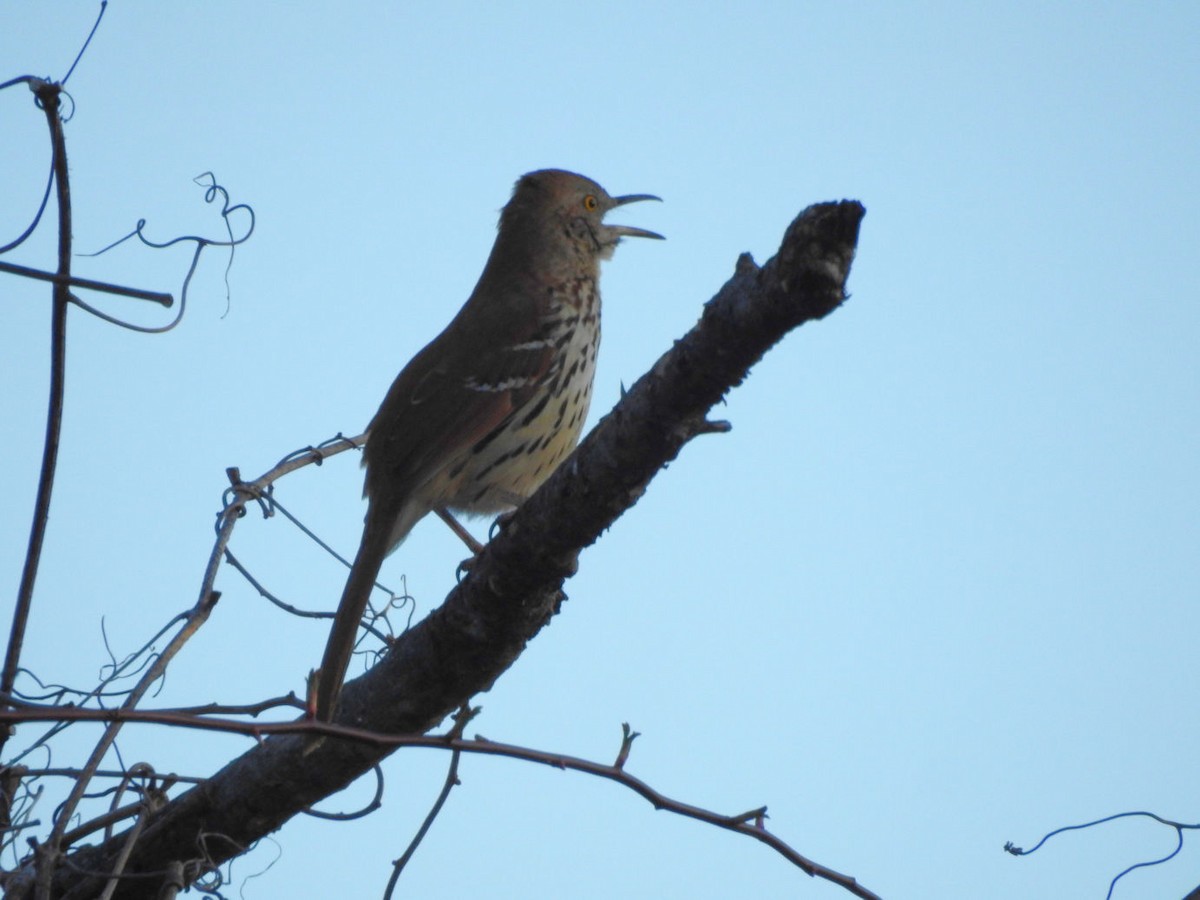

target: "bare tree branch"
[1,703,880,899]
[10,199,864,899]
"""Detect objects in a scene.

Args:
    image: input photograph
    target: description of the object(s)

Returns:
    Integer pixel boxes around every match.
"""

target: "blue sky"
[1,4,1198,898]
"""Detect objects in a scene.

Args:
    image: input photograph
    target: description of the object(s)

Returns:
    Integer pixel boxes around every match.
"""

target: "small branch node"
[614,722,641,770]
[446,705,480,740]
[735,252,759,275]
[729,806,769,826]
[695,418,732,436]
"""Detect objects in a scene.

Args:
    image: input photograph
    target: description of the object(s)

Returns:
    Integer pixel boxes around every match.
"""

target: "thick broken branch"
[24,200,864,899]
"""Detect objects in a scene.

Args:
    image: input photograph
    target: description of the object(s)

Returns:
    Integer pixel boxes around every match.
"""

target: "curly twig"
[1007,810,1200,899]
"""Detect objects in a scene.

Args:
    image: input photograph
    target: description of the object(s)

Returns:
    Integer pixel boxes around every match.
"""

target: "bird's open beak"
[608,193,665,240]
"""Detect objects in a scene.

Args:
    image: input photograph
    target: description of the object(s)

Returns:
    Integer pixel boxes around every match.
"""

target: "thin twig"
[61,1,107,85]
[383,748,461,898]
[0,261,173,306]
[383,706,479,898]
[0,706,879,899]
[301,765,384,822]
[61,800,146,848]
[246,433,365,490]
[96,804,148,900]
[16,768,206,786]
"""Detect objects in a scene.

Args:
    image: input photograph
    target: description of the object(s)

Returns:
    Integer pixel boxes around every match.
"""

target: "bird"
[313,169,662,721]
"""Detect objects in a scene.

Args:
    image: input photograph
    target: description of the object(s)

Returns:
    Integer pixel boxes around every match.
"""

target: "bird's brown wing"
[362,293,557,507]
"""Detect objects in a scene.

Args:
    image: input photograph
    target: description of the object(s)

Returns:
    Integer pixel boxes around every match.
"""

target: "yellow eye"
[583,194,598,211]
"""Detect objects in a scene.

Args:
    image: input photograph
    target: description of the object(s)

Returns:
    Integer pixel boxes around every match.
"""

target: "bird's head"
[502,169,663,263]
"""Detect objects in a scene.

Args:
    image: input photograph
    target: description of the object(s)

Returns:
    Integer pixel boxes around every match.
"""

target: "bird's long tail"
[313,511,397,722]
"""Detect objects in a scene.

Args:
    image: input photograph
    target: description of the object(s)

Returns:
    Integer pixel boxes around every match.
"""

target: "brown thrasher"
[314,169,662,721]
